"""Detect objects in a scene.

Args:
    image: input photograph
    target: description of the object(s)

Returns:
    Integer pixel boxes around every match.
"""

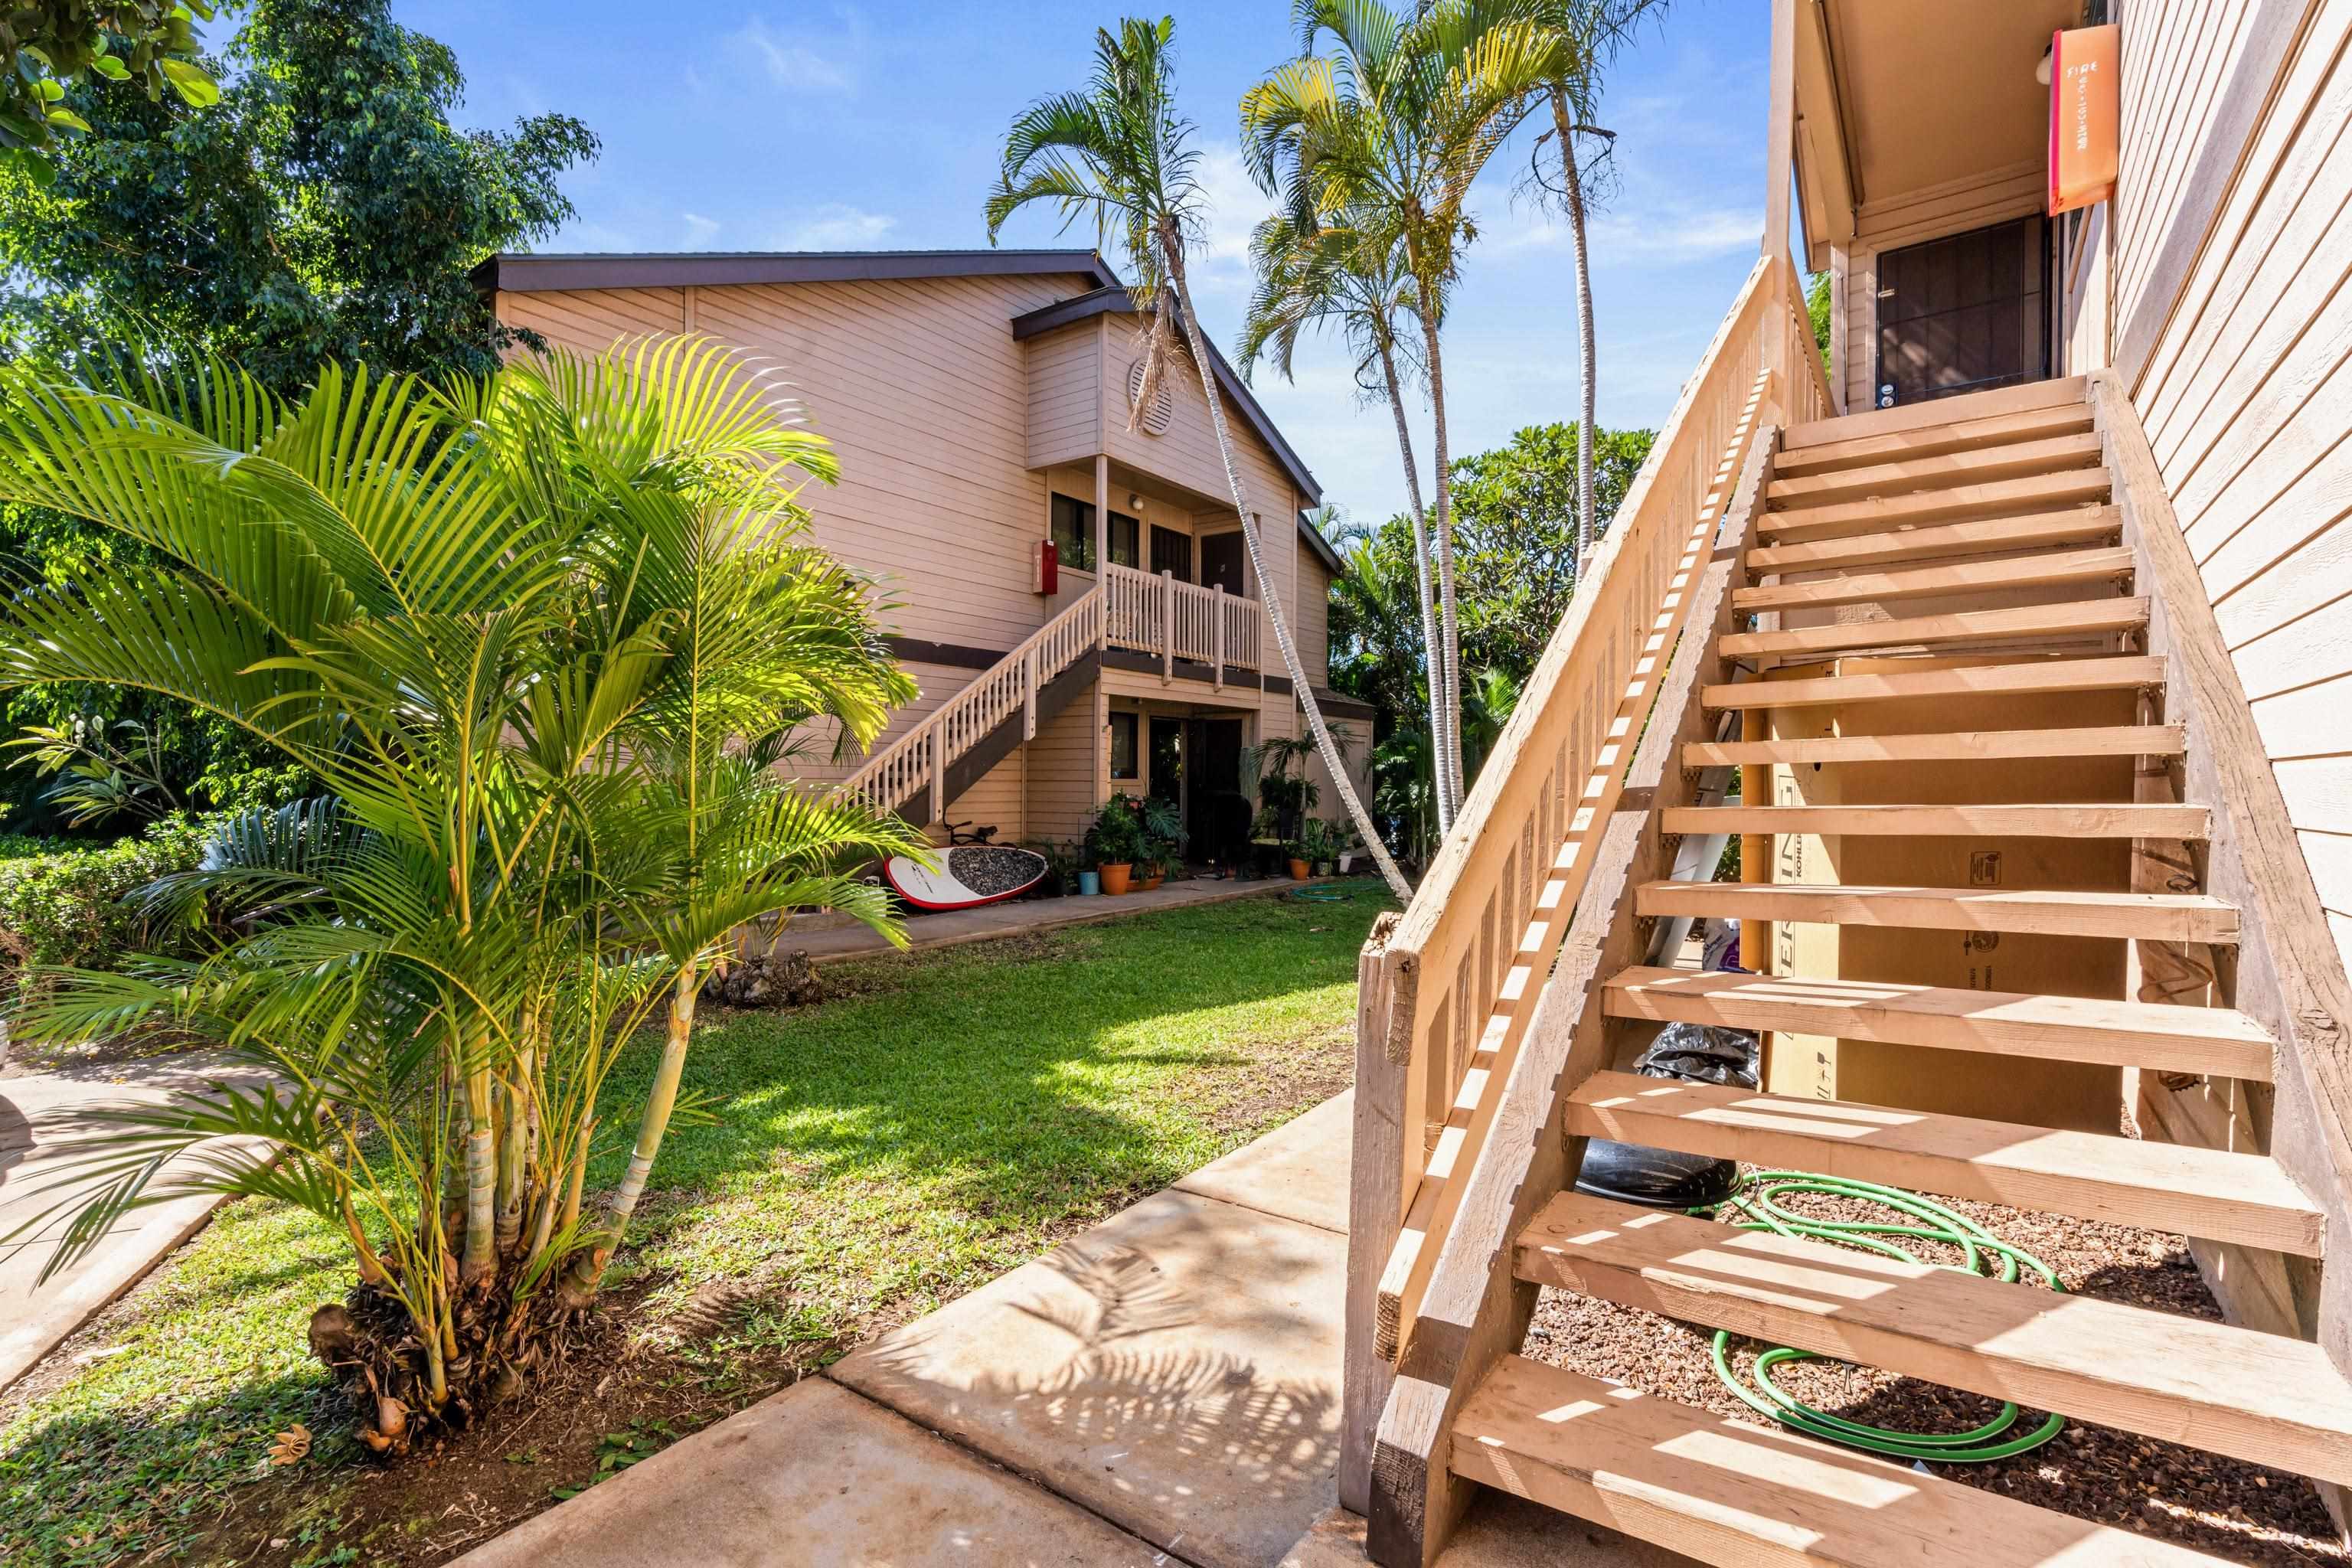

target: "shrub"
[0,814,217,978]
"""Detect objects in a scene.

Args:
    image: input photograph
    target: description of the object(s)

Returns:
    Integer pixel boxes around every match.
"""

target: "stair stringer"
[1364,427,1777,1568]
[935,648,1099,823]
[2092,373,2352,1502]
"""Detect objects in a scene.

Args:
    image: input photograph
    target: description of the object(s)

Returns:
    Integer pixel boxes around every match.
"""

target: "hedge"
[0,814,220,978]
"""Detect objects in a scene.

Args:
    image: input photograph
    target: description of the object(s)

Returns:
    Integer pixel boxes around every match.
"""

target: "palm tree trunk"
[1554,92,1600,570]
[1377,341,1455,836]
[562,961,700,1302]
[1418,305,1465,815]
[459,1018,498,1288]
[1164,250,1412,902]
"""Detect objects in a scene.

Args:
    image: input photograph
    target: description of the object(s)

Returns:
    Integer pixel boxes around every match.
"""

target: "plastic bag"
[1634,1020,1759,1088]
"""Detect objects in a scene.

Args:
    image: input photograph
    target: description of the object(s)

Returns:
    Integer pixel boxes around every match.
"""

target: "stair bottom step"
[1455,1356,2232,1566]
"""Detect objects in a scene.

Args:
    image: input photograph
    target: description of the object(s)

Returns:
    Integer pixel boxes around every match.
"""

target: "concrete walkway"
[791,875,1351,962]
[457,1091,1692,1568]
[0,1051,274,1393]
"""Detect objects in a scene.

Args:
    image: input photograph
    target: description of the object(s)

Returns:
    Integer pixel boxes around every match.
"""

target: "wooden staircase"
[1350,340,2352,1566]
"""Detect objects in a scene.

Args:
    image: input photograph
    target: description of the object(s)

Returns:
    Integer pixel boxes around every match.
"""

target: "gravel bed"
[1523,1178,2347,1566]
[945,844,1045,896]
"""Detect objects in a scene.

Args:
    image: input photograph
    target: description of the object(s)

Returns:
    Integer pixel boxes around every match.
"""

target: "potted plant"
[1247,735,1322,847]
[1286,837,1312,880]
[1138,796,1186,890]
[1088,794,1146,895]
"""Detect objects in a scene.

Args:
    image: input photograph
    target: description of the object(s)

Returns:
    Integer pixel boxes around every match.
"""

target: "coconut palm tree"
[1527,0,1670,567]
[0,338,923,1448]
[1240,213,1461,832]
[1242,0,1569,818]
[984,15,1410,901]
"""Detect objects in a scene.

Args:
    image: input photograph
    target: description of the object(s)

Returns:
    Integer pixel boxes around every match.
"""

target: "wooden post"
[1161,568,1175,681]
[1344,911,1406,1514]
[1213,582,1226,690]
[1024,645,1038,740]
[929,724,945,828]
[1093,454,1110,581]
[1762,0,1796,269]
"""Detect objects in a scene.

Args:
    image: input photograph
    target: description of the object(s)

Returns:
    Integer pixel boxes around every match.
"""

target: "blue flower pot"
[1077,871,1101,896]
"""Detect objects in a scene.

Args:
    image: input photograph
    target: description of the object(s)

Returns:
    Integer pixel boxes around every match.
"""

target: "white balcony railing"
[1104,560,1262,686]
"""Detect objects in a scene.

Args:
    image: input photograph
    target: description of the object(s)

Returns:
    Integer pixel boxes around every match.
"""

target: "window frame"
[1050,492,1098,573]
[1108,710,1140,780]
[1107,510,1141,569]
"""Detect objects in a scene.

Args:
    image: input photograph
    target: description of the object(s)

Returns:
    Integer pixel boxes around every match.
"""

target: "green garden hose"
[1694,1171,2067,1463]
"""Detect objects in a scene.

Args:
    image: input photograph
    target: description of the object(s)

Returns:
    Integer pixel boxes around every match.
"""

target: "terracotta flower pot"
[1289,858,1311,881]
[1100,863,1133,896]
[1142,873,1165,891]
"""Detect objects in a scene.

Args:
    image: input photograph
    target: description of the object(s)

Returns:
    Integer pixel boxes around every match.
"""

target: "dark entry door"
[1873,215,2050,408]
[1184,717,1246,863]
[1200,531,1246,597]
[1148,717,1184,810]
[1149,525,1194,581]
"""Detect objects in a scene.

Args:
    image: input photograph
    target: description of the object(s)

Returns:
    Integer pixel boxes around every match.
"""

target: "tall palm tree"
[1529,0,1669,566]
[1240,213,1459,831]
[0,339,923,1448]
[985,15,1410,900]
[1243,0,1569,819]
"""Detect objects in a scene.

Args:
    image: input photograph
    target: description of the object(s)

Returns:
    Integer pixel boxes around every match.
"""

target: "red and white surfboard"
[882,844,1049,911]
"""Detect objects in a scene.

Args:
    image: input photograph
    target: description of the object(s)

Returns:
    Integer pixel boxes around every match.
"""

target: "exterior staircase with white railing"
[841,586,1105,826]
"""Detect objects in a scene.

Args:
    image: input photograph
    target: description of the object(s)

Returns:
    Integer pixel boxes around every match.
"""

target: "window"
[1149,524,1193,580]
[1050,493,1096,572]
[1108,510,1140,568]
[1109,710,1139,779]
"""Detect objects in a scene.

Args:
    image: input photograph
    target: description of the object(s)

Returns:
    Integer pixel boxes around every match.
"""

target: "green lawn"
[0,885,1390,1567]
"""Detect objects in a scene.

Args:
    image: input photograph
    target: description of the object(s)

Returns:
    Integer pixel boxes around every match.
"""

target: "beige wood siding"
[2111,1,2352,971]
[499,270,1092,655]
[1295,538,1334,687]
[1026,318,1102,470]
[1024,676,1101,847]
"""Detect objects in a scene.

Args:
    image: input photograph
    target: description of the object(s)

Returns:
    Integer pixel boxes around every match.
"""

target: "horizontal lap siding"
[2118,0,2352,972]
[1027,320,1102,469]
[498,271,1092,654]
[1024,683,1099,846]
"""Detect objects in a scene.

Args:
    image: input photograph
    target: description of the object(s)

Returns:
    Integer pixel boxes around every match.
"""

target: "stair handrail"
[841,584,1105,821]
[1344,252,1828,1517]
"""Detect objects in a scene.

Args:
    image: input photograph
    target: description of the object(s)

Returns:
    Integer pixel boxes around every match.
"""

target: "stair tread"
[1687,724,2187,767]
[1721,599,2147,658]
[1515,1193,2352,1486]
[1635,880,2239,943]
[1605,966,2272,1078]
[1662,802,2208,838]
[1771,403,2096,477]
[1733,546,2135,612]
[1454,1355,2233,1567]
[1704,655,2164,710]
[1749,507,2122,571]
[1766,432,2106,507]
[1564,1070,2322,1253]
[1761,469,2115,545]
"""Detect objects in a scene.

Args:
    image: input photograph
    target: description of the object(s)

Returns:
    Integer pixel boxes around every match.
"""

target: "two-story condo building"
[475,247,1374,860]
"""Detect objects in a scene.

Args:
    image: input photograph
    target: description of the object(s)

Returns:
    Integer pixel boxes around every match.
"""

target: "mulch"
[1523,1178,2347,1566]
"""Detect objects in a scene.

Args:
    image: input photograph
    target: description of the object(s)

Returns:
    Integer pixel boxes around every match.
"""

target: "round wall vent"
[1125,358,1175,436]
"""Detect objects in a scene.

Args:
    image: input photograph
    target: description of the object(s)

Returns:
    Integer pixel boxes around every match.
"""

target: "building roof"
[472,248,1120,294]
[476,250,1341,575]
[1009,285,1337,570]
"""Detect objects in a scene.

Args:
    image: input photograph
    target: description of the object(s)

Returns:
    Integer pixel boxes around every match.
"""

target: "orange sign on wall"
[2050,24,2121,215]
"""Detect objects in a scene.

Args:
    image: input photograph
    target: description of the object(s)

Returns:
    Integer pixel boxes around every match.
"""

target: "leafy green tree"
[0,0,597,831]
[1449,421,1653,680]
[0,338,920,1447]
[1807,269,1834,361]
[985,15,1410,902]
[0,1,217,181]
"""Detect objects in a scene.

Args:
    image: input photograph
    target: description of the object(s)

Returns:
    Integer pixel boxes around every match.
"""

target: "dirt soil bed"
[1524,1178,2346,1566]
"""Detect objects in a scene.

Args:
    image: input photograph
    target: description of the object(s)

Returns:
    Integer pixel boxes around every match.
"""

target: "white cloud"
[1491,200,1760,264]
[773,204,897,250]
[733,15,856,93]
[681,212,722,245]
[1184,140,1279,298]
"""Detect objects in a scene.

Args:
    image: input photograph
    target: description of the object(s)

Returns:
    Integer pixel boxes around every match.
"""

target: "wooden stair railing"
[1354,364,2352,1566]
[1344,250,1831,1514]
[840,585,1104,824]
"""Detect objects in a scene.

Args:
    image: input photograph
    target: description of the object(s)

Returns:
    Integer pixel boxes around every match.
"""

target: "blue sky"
[402,0,1771,524]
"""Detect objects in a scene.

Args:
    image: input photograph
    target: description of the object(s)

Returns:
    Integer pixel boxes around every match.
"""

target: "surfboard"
[883,844,1050,911]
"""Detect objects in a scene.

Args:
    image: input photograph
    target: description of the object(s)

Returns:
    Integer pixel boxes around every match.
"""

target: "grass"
[0,884,1391,1566]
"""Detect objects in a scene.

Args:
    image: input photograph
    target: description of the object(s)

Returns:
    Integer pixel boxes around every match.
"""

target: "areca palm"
[1241,213,1459,834]
[985,15,1410,902]
[1242,0,1570,820]
[0,338,922,1447]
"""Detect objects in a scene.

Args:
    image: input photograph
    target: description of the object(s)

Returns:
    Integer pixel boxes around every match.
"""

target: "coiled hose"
[1695,1171,2067,1462]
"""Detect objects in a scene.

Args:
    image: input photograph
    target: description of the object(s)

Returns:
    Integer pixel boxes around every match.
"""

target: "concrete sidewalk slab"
[455,1377,1166,1568]
[1174,1089,1352,1234]
[1,1052,277,1393]
[831,1185,1348,1568]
